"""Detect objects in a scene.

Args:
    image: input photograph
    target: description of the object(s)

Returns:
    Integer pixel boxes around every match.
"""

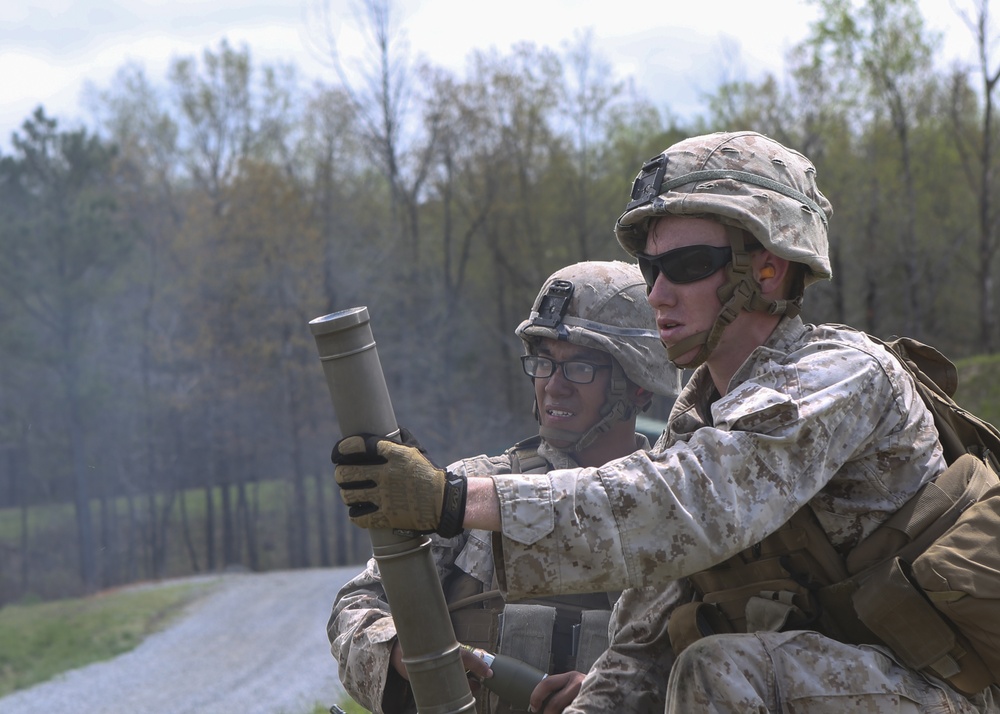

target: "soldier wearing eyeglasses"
[334,132,1000,713]
[328,260,682,714]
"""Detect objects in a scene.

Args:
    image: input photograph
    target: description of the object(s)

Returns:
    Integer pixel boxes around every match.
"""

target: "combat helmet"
[615,131,834,368]
[515,260,681,452]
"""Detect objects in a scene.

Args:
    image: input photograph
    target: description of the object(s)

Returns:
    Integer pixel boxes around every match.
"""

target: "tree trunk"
[180,490,202,573]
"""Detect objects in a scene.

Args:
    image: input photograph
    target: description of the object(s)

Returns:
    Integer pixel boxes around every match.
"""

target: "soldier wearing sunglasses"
[329,261,681,714]
[334,132,996,713]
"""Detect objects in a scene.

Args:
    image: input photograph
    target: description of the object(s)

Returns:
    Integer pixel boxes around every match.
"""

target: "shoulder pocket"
[718,384,799,434]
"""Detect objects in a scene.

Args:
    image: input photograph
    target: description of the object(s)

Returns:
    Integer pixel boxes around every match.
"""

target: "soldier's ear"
[755,254,791,297]
[632,386,654,409]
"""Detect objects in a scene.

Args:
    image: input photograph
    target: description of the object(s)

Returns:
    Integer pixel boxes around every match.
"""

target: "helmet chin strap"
[665,228,801,370]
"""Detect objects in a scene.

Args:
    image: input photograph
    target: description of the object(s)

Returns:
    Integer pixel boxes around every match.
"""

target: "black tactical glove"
[332,429,467,538]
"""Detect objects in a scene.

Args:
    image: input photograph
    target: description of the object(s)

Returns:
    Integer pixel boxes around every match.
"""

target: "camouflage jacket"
[329,435,657,714]
[563,578,692,714]
[492,316,946,600]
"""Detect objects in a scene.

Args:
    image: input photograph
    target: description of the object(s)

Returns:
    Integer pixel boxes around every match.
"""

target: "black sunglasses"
[634,244,735,287]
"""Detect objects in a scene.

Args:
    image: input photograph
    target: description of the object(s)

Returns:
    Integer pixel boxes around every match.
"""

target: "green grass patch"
[291,697,371,713]
[0,579,215,697]
[330,698,371,713]
[955,353,1000,428]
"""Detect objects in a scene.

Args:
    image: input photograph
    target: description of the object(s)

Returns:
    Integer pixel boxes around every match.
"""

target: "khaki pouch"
[666,601,734,656]
[853,556,993,694]
[911,478,1000,693]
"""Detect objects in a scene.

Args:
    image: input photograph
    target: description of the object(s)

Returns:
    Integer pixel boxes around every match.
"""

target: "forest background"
[3,0,1000,603]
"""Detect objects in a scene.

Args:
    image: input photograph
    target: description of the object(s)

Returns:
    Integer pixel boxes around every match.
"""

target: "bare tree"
[559,30,625,260]
[804,0,940,338]
[307,0,439,264]
[950,0,1000,352]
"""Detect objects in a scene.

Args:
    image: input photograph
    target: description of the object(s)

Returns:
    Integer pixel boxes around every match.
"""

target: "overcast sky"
[0,0,983,150]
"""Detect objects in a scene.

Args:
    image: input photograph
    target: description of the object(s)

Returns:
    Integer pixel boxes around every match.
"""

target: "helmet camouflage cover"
[615,131,834,286]
[516,260,680,399]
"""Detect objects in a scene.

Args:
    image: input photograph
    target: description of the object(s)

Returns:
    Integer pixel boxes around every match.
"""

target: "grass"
[0,579,214,697]
[305,697,370,713]
[954,353,1000,428]
[0,578,371,714]
[335,699,371,713]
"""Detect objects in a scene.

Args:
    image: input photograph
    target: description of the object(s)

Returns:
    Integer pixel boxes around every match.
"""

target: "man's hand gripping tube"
[310,307,475,714]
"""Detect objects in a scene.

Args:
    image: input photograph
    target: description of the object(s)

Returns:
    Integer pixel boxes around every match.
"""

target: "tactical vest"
[667,335,1000,696]
[448,436,614,713]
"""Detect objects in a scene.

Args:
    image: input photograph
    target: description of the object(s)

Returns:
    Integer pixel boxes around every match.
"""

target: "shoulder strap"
[868,333,1000,470]
[505,435,550,474]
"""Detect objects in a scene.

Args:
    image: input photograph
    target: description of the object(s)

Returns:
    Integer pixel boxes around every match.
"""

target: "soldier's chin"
[669,345,702,368]
[547,436,574,449]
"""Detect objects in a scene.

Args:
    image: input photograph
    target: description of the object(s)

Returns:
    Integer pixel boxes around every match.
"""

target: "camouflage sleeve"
[328,454,512,712]
[328,532,471,714]
[328,556,403,713]
[565,579,691,714]
[493,338,940,600]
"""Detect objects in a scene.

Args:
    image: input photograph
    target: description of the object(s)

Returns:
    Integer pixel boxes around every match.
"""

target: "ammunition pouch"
[497,604,557,680]
[843,453,999,694]
[575,608,613,673]
[912,476,1000,689]
[448,437,616,712]
[852,555,993,694]
[447,570,504,652]
[511,600,612,673]
[450,594,611,713]
[669,503,850,654]
[669,453,1000,695]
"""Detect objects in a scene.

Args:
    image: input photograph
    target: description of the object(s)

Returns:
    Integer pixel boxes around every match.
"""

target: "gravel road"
[0,567,362,714]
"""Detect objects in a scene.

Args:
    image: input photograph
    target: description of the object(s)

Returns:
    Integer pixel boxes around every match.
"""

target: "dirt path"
[0,567,360,714]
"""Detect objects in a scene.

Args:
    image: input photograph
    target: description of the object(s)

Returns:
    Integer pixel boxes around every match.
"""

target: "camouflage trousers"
[666,631,999,713]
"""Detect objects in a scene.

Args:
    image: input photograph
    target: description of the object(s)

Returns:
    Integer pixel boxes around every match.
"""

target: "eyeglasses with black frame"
[521,355,612,384]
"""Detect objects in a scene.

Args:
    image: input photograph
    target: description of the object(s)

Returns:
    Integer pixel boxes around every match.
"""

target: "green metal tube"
[309,307,476,714]
[465,647,548,710]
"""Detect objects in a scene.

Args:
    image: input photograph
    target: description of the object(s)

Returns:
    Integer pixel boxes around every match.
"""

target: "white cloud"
[0,0,984,152]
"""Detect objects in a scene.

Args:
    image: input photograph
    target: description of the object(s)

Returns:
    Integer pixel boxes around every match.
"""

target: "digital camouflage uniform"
[330,436,660,714]
[485,132,1000,712]
[494,315,1000,712]
[330,260,682,714]
[564,579,692,714]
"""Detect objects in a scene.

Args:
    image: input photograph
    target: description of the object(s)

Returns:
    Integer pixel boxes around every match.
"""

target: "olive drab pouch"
[910,478,1000,692]
[839,330,1000,694]
[666,329,1000,691]
[852,555,994,694]
[667,507,849,655]
[866,333,1000,469]
[666,600,734,656]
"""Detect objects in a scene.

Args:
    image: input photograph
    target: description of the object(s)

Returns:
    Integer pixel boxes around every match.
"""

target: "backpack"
[665,331,1000,694]
[871,335,1000,468]
[847,334,1000,694]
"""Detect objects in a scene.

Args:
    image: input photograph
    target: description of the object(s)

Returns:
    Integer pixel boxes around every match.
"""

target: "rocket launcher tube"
[310,307,476,714]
